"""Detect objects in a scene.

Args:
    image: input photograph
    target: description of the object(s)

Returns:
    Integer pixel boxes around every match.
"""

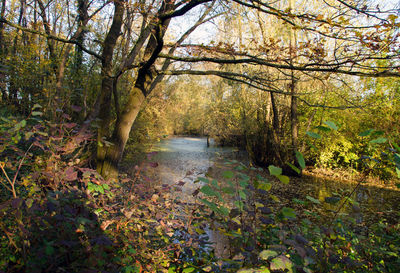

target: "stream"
[144,136,400,257]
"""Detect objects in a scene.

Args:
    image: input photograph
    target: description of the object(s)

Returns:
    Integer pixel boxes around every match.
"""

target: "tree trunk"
[96,0,125,179]
[290,77,298,151]
[97,42,163,180]
[270,92,283,165]
[95,0,213,180]
[97,85,145,179]
[0,0,6,102]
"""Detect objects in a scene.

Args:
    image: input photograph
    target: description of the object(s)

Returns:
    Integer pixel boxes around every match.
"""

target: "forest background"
[1,0,400,272]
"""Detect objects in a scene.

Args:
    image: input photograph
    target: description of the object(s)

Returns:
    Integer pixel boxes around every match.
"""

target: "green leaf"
[15,120,27,130]
[372,130,384,136]
[306,196,320,204]
[102,184,110,191]
[393,143,400,153]
[324,120,338,130]
[270,255,294,273]
[268,165,282,176]
[234,165,246,171]
[281,207,296,219]
[222,170,234,179]
[239,190,246,199]
[255,202,264,208]
[257,182,272,191]
[370,137,387,144]
[270,194,280,202]
[200,185,217,197]
[222,187,236,195]
[293,198,306,205]
[315,125,331,132]
[33,103,42,109]
[197,177,209,183]
[394,154,400,164]
[286,162,301,174]
[182,267,195,273]
[325,196,341,204]
[259,249,279,260]
[199,198,219,213]
[32,111,43,116]
[277,175,289,184]
[295,151,306,169]
[238,173,250,181]
[359,129,374,137]
[239,180,249,188]
[123,265,140,273]
[219,206,230,216]
[396,167,400,178]
[234,200,244,210]
[306,131,321,139]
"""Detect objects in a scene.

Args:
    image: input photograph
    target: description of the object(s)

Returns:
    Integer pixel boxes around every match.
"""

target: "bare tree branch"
[0,17,102,59]
[159,54,400,78]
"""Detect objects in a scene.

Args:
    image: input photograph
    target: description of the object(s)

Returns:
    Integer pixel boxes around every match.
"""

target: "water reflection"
[296,174,400,224]
[145,137,237,257]
[144,136,400,257]
[147,137,238,202]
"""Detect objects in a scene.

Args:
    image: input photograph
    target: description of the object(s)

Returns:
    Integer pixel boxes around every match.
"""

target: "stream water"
[144,136,400,257]
[147,137,240,201]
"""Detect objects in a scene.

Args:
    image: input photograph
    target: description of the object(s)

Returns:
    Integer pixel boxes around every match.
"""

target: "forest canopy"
[1,0,400,272]
[0,0,399,178]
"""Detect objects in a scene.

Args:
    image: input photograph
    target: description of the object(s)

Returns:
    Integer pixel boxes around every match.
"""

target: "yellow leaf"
[255,202,264,208]
[232,216,241,225]
[388,14,398,22]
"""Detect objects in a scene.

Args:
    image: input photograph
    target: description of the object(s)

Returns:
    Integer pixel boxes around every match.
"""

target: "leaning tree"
[1,0,399,179]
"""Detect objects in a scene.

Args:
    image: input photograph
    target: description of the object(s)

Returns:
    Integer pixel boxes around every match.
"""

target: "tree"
[1,0,399,179]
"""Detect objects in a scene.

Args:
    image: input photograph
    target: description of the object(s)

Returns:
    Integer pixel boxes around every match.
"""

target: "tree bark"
[96,0,125,178]
[0,0,6,101]
[97,0,175,180]
[97,79,146,179]
[270,92,283,165]
[96,0,213,180]
[290,76,298,151]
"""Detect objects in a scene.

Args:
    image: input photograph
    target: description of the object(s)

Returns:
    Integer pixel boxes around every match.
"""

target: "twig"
[0,143,34,198]
[0,165,14,194]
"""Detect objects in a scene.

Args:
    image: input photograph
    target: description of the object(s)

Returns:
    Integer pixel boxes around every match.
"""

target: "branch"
[159,54,400,78]
[147,1,218,94]
[334,0,389,22]
[160,69,298,95]
[160,0,213,20]
[0,17,103,60]
[298,98,363,110]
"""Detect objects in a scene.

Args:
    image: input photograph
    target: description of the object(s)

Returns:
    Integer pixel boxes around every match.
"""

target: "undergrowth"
[1,112,399,272]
